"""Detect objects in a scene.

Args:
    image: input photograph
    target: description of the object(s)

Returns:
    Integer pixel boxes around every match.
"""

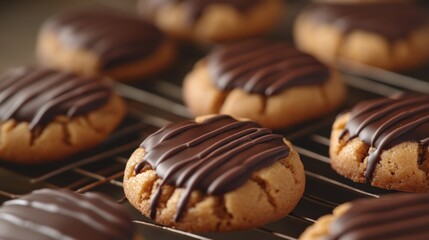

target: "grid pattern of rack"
[0,57,427,239]
[2,1,429,238]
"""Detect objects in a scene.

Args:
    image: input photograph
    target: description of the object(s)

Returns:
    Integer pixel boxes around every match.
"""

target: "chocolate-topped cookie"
[37,9,175,81]
[137,0,283,43]
[330,95,429,192]
[183,40,346,129]
[0,67,125,164]
[294,3,429,71]
[300,193,429,240]
[0,189,138,240]
[124,115,305,231]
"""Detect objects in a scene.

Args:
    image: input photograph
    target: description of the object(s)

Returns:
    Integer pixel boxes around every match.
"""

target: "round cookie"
[37,9,175,81]
[123,115,305,232]
[183,40,346,129]
[299,193,429,240]
[0,66,125,164]
[330,95,429,192]
[137,0,283,43]
[294,3,429,71]
[0,188,139,240]
[300,193,429,240]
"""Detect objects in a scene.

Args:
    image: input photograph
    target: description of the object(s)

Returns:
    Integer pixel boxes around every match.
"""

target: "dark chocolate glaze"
[43,9,164,69]
[340,96,429,181]
[134,115,290,221]
[0,67,111,129]
[0,189,134,240]
[327,193,429,240]
[304,3,429,40]
[207,40,330,96]
[143,0,261,24]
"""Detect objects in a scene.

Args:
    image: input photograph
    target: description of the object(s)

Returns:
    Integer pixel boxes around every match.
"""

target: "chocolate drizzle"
[43,9,163,69]
[340,96,429,181]
[327,193,429,240]
[143,0,261,24]
[0,189,134,240]
[134,115,290,221]
[0,67,111,129]
[305,3,429,40]
[207,40,330,96]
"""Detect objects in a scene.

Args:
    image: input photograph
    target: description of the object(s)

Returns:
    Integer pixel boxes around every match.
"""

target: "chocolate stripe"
[208,40,330,96]
[0,67,111,129]
[134,115,290,221]
[328,193,429,240]
[340,96,429,181]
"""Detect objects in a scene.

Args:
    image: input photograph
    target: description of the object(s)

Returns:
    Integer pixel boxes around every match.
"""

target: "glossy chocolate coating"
[207,40,330,96]
[304,3,429,40]
[0,189,134,240]
[142,0,261,24]
[340,96,429,181]
[42,9,163,69]
[328,193,429,240]
[0,67,111,129]
[134,115,290,221]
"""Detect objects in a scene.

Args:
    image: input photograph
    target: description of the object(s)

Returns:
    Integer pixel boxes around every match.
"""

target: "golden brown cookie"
[300,193,429,240]
[0,188,140,240]
[294,3,429,71]
[137,0,283,43]
[0,67,126,164]
[183,40,346,129]
[37,9,175,81]
[123,115,305,232]
[330,95,429,192]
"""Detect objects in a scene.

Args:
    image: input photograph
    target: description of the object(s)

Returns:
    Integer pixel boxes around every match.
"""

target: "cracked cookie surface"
[123,115,305,232]
[0,67,125,164]
[330,96,429,192]
[183,40,346,129]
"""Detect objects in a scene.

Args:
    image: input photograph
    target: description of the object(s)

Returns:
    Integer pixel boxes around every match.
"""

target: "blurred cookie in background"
[137,0,284,44]
[37,9,175,81]
[294,2,429,71]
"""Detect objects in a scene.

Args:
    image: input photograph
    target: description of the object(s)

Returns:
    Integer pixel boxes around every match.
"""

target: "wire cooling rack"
[1,0,429,238]
[0,56,427,239]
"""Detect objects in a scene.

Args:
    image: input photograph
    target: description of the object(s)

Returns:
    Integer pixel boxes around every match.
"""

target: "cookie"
[0,67,125,164]
[300,193,429,240]
[137,0,283,43]
[124,115,305,232]
[183,40,346,129]
[330,95,429,192]
[37,9,175,81]
[294,3,429,71]
[0,188,139,240]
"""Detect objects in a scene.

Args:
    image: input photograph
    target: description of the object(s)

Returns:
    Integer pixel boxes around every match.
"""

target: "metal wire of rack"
[2,0,429,239]
[0,59,427,239]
